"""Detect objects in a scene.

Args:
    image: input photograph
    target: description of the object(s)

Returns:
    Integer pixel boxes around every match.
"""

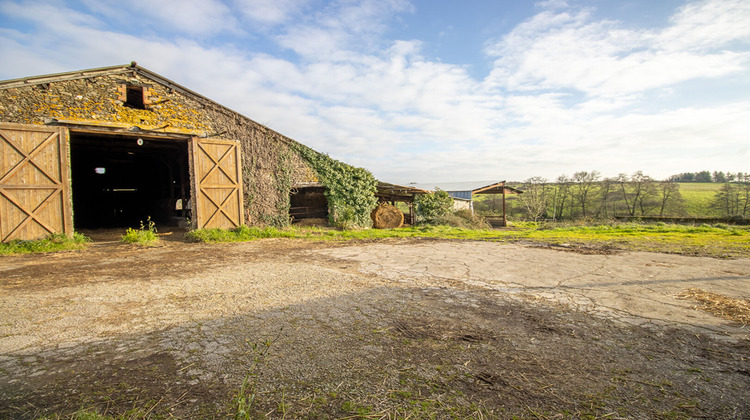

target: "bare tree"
[637,178,658,216]
[617,171,656,216]
[571,171,600,218]
[549,175,571,221]
[615,173,632,216]
[519,176,550,222]
[657,181,684,217]
[713,182,750,217]
[596,177,616,218]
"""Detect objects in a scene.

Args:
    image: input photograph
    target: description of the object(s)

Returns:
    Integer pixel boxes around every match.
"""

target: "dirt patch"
[1,239,749,418]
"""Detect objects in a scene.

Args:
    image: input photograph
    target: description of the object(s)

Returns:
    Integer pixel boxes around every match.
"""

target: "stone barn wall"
[0,70,319,226]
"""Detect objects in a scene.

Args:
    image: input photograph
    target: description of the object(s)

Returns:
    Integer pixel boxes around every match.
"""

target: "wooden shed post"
[502,182,507,227]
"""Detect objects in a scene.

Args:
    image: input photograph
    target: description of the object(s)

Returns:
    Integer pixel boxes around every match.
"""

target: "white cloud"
[535,0,569,10]
[275,0,413,58]
[234,0,308,25]
[75,0,241,36]
[1,0,749,183]
[135,0,239,36]
[485,0,750,98]
[658,0,750,51]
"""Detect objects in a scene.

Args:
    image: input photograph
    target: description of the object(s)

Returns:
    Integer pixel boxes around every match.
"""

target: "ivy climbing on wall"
[290,143,378,228]
[267,144,294,227]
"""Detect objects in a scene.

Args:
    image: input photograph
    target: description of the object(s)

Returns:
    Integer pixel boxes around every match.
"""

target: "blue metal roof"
[405,181,505,194]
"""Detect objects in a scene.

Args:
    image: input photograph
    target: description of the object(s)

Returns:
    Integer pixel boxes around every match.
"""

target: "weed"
[341,400,373,416]
[233,332,282,419]
[121,217,159,246]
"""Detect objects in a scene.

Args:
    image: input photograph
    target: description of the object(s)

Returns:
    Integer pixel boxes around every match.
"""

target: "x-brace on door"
[0,123,72,241]
[190,137,244,229]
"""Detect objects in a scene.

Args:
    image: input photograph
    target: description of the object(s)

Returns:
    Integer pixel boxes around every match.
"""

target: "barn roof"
[1,62,260,123]
[0,62,297,145]
[0,62,209,103]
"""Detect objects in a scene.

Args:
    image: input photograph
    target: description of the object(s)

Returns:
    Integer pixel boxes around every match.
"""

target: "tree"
[518,177,550,222]
[634,172,658,216]
[695,171,712,182]
[617,171,656,216]
[549,175,571,221]
[668,172,694,182]
[615,173,633,216]
[713,171,727,183]
[595,177,616,218]
[571,171,600,218]
[656,181,684,217]
[713,182,750,217]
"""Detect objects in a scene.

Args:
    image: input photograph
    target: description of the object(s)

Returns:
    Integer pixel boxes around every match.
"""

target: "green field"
[678,182,722,216]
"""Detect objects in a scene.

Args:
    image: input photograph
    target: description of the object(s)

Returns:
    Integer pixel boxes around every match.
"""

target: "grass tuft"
[0,232,90,255]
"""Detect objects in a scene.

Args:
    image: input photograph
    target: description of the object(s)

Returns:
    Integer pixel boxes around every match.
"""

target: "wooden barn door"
[190,138,244,229]
[0,123,72,241]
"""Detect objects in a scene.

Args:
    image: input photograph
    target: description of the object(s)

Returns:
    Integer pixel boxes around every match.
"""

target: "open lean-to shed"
[409,181,523,226]
[0,63,353,242]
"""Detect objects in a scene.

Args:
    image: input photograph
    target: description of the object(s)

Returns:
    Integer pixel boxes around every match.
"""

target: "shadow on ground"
[2,284,749,419]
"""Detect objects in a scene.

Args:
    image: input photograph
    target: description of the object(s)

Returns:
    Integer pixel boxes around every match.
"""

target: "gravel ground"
[1,238,748,418]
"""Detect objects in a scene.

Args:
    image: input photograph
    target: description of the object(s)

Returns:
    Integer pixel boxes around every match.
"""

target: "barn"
[0,63,375,241]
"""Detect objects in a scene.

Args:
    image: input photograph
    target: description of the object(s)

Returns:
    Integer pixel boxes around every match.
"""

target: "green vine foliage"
[291,143,378,228]
[268,145,295,227]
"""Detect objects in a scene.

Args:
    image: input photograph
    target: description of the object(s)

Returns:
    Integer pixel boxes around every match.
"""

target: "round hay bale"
[371,203,404,229]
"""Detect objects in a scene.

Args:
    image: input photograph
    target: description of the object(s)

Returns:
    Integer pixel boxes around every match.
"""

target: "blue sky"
[1,0,748,183]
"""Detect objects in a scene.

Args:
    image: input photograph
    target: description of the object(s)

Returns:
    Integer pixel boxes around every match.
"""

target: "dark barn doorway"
[70,133,190,229]
[290,186,328,222]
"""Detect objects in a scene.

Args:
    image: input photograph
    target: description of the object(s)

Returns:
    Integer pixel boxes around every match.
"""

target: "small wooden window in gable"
[117,84,152,110]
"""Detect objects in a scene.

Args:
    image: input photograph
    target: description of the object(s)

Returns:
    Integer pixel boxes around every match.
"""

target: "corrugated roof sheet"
[405,181,504,193]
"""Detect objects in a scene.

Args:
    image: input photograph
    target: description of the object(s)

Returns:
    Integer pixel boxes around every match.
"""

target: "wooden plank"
[0,123,71,241]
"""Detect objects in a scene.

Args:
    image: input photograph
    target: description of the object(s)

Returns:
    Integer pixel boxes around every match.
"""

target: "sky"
[1,0,749,184]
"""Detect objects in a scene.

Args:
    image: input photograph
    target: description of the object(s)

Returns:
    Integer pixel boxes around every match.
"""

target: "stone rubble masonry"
[0,72,320,225]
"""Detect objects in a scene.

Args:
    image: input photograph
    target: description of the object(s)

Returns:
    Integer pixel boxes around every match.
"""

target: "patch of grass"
[185,225,299,242]
[514,222,750,257]
[121,217,159,246]
[341,400,373,416]
[185,221,750,258]
[0,232,90,255]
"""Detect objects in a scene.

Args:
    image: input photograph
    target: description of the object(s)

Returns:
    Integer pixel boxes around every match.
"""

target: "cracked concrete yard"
[317,241,750,339]
[1,238,749,418]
